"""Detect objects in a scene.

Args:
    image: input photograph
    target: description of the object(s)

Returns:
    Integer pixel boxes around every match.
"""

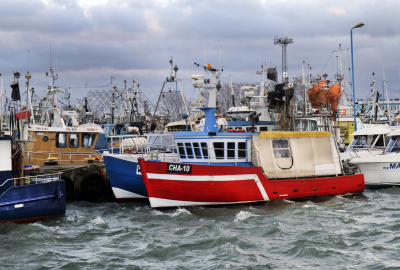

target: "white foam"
[151,208,192,217]
[91,216,106,225]
[234,211,257,222]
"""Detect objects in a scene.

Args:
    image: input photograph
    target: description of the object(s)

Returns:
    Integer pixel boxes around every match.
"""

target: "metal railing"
[0,172,62,187]
[122,144,261,166]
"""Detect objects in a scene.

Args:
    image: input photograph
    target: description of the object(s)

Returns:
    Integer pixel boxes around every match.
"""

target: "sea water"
[1,188,400,269]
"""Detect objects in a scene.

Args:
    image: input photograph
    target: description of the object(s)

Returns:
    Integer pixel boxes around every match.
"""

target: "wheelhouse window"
[272,139,293,169]
[193,142,202,158]
[348,135,375,151]
[386,136,400,153]
[201,142,209,158]
[227,142,235,158]
[56,133,67,148]
[185,143,194,159]
[294,120,301,131]
[374,135,385,148]
[311,121,317,131]
[177,143,186,158]
[82,133,96,148]
[238,142,246,158]
[69,133,79,148]
[213,142,224,159]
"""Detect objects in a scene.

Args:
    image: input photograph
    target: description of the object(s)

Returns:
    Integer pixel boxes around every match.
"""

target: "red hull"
[138,159,365,208]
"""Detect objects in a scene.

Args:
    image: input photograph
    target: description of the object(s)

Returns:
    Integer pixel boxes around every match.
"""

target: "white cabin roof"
[351,127,391,136]
[388,128,400,137]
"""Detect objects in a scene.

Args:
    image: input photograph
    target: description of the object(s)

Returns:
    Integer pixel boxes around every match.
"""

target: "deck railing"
[0,172,62,187]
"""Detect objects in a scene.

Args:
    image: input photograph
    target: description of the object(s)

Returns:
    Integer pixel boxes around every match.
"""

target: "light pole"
[351,22,365,131]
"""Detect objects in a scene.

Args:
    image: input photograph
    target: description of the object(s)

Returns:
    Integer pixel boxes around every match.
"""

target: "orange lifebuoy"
[227,129,246,133]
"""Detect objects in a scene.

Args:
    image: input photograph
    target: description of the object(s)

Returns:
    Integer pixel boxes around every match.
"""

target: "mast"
[302,61,306,116]
[382,67,390,124]
[229,74,235,107]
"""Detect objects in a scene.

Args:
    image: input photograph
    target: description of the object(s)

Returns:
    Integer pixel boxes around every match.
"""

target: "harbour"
[2,1,400,268]
[1,188,400,269]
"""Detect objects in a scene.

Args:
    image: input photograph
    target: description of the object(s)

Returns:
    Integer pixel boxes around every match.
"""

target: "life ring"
[227,129,246,133]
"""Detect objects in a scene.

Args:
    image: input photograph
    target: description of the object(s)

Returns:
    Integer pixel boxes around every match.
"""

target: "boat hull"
[103,154,148,201]
[138,159,365,208]
[356,162,400,187]
[0,180,66,224]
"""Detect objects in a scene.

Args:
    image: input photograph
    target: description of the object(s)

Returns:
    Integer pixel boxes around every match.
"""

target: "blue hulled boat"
[0,135,65,224]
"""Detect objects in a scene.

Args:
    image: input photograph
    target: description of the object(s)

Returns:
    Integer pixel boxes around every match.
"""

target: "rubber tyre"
[81,173,104,198]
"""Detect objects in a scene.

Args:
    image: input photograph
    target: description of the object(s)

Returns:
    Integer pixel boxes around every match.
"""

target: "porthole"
[42,135,49,142]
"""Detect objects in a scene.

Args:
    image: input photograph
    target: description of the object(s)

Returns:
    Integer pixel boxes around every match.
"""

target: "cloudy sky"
[1,0,399,108]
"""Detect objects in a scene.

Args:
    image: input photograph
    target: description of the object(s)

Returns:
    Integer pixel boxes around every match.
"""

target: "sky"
[1,0,399,110]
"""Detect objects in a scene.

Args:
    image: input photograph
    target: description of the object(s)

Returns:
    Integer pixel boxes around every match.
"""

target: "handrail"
[135,144,261,166]
[0,172,62,187]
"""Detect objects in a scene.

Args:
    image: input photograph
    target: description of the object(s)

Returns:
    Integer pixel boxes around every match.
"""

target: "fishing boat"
[95,123,139,153]
[0,135,65,223]
[137,63,365,208]
[103,132,176,201]
[20,67,104,166]
[349,128,400,187]
[340,126,391,161]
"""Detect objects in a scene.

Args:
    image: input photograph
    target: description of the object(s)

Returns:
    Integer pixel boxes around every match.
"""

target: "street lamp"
[351,22,365,131]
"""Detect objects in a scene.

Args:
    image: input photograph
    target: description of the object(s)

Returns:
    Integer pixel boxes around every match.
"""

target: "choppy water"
[2,188,400,270]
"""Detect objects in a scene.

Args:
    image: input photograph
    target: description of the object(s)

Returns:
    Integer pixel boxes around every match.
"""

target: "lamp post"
[351,22,365,131]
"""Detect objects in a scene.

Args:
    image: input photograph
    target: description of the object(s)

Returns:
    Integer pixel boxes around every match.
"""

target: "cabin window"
[295,120,300,131]
[260,127,268,131]
[311,121,317,131]
[177,143,186,158]
[56,133,67,148]
[227,142,235,158]
[185,143,194,159]
[69,133,79,148]
[42,135,49,143]
[201,142,209,158]
[272,139,293,169]
[302,121,307,131]
[193,142,202,158]
[386,136,400,153]
[82,133,96,148]
[238,142,246,158]
[352,135,374,149]
[117,128,121,135]
[373,135,385,148]
[111,127,115,135]
[213,142,224,159]
[123,128,127,133]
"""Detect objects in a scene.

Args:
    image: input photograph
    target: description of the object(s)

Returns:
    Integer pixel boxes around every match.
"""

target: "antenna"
[218,40,220,69]
[50,45,52,67]
[203,29,207,66]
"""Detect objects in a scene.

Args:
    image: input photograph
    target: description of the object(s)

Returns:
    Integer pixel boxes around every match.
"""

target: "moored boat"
[0,135,65,223]
[138,130,365,208]
[137,63,365,208]
[349,128,400,187]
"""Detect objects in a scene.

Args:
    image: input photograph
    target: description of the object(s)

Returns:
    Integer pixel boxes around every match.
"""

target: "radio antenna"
[218,40,220,69]
[203,29,207,66]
